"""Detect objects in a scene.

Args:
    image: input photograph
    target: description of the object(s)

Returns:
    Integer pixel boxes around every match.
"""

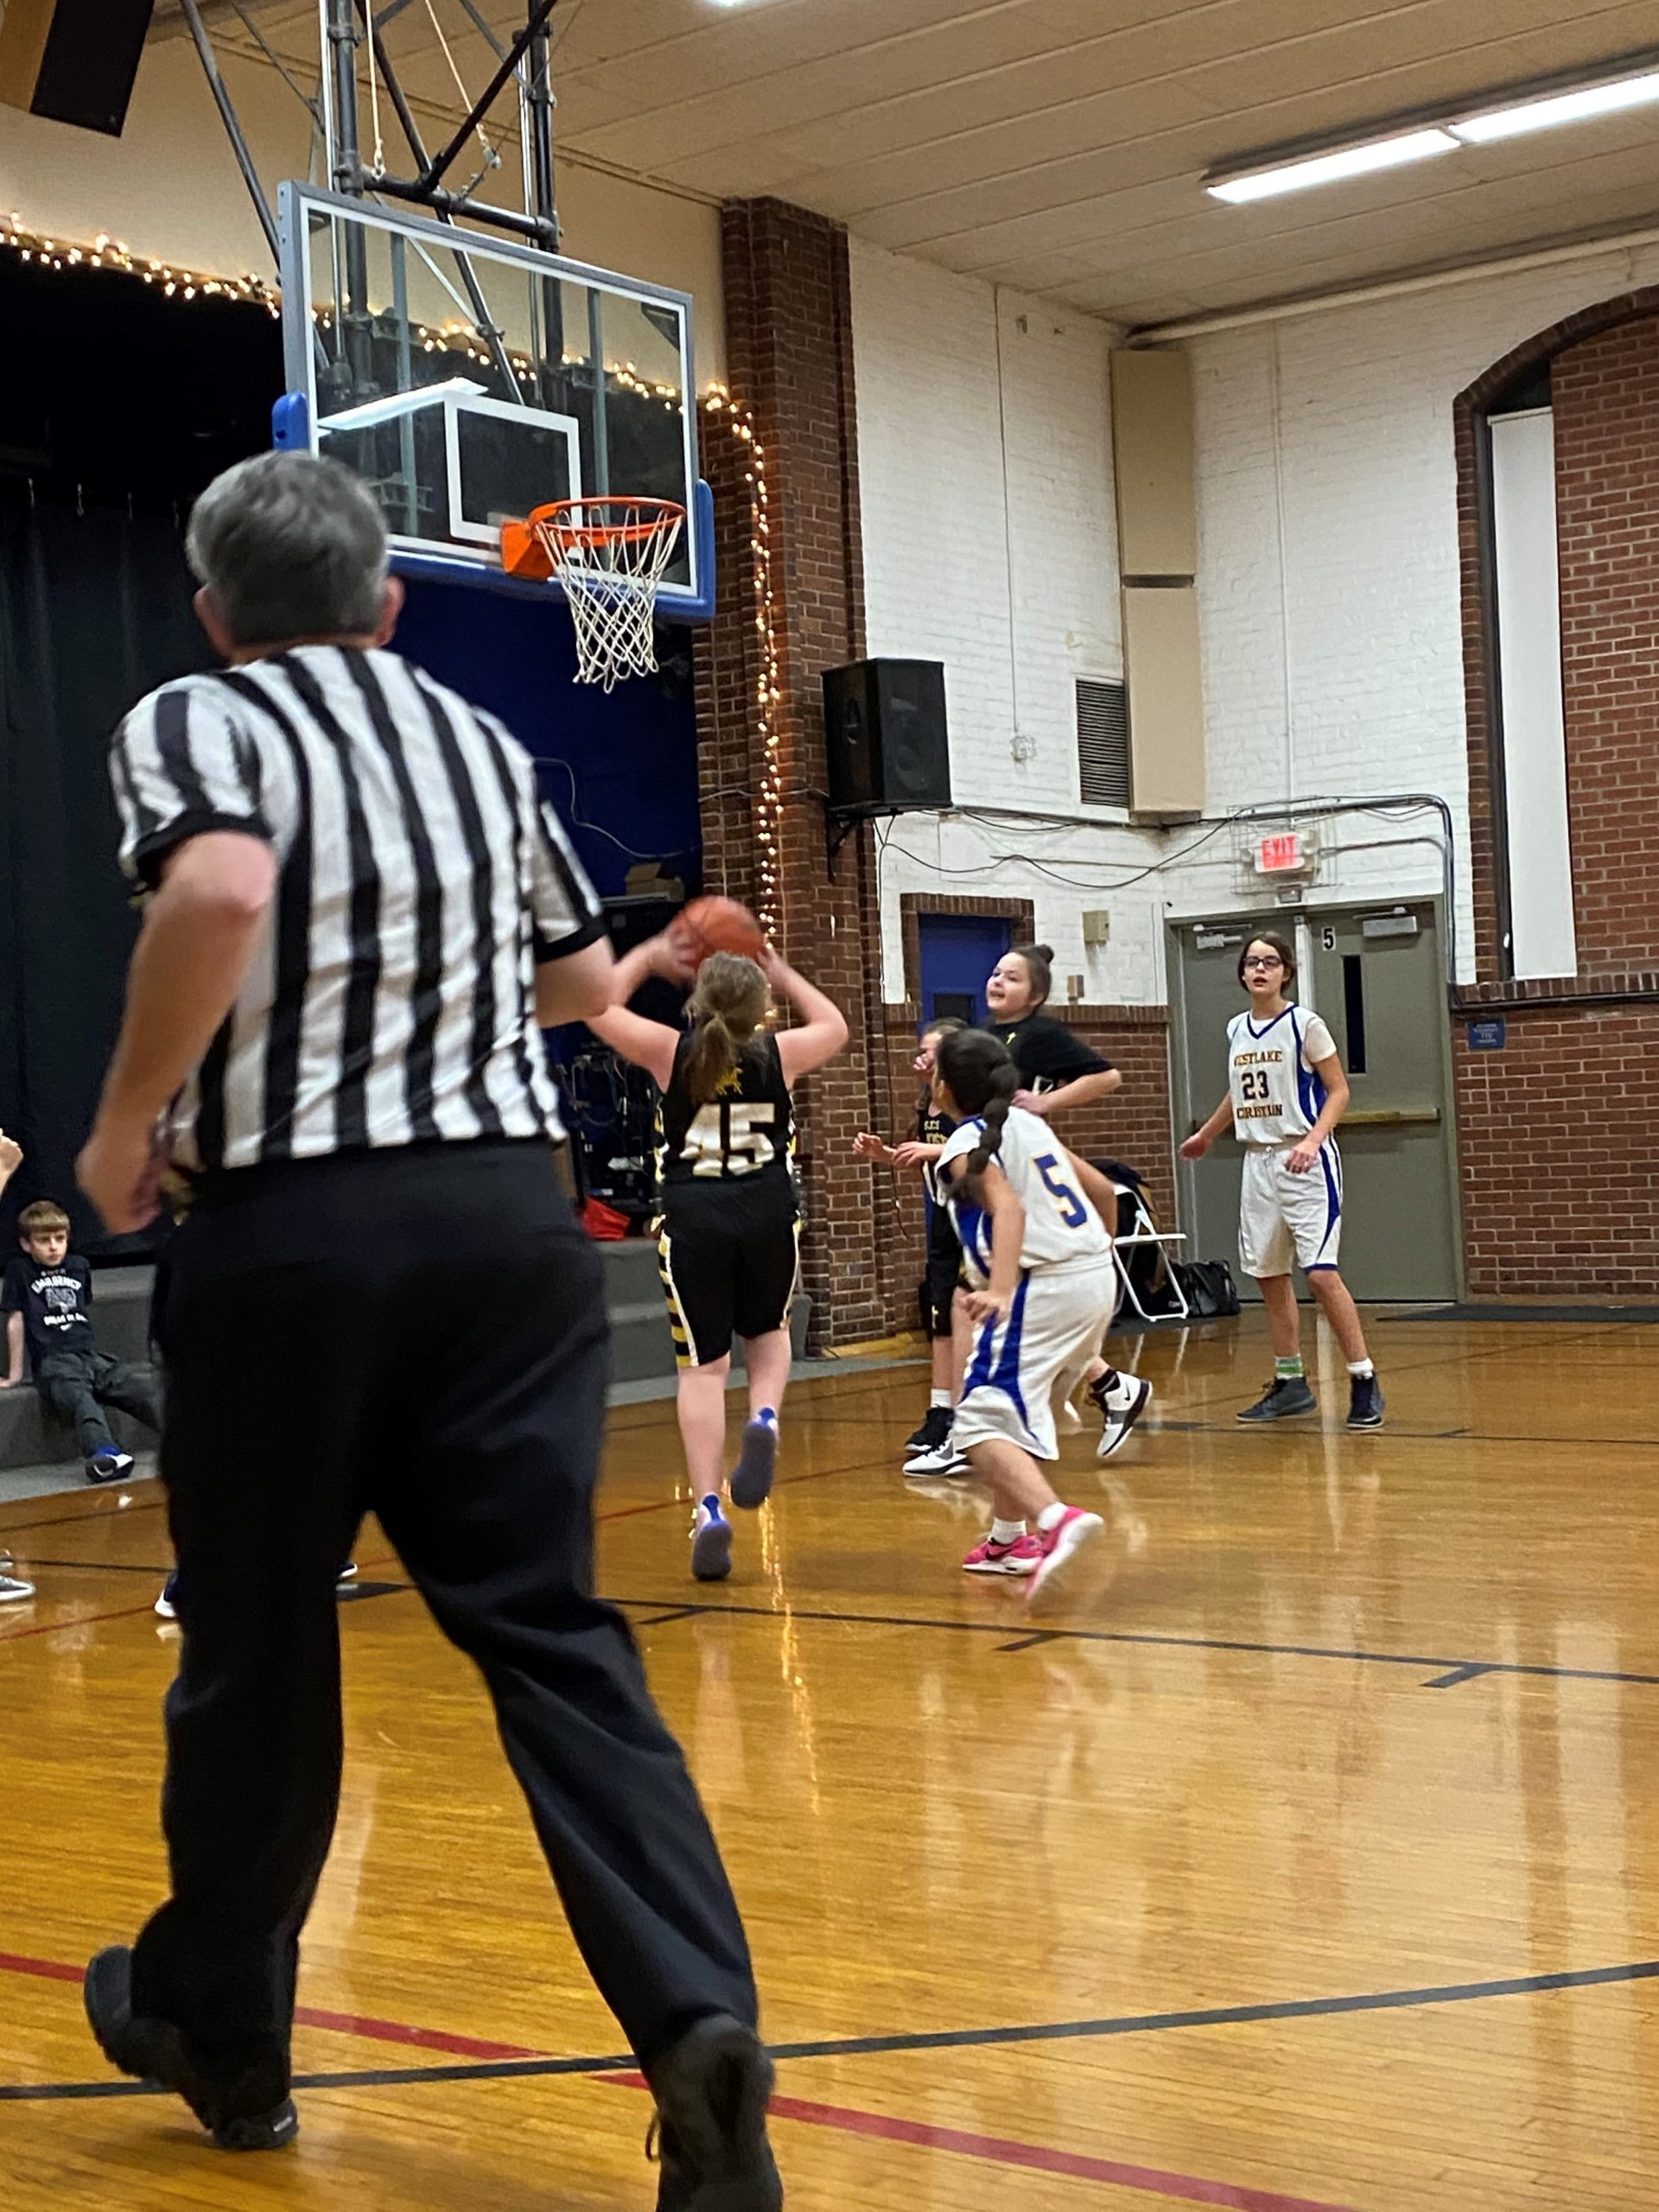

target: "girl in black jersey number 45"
[591,937,848,1580]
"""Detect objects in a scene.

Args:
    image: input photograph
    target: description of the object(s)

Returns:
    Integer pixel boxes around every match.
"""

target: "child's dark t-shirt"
[2,1254,94,1369]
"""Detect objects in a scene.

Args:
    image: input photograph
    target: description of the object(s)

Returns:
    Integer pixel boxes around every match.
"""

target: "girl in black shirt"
[983,943,1122,1125]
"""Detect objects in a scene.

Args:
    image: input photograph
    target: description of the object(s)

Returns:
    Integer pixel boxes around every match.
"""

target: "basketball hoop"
[500,497,685,690]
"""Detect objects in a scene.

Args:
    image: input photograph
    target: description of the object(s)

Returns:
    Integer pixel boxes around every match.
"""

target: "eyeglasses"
[1242,955,1284,970]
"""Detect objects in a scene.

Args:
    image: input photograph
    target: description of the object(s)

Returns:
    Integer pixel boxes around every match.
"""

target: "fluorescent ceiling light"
[1208,128,1458,204]
[1453,68,1659,143]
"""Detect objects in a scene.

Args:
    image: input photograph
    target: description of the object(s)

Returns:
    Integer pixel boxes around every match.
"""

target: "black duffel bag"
[1174,1258,1241,1319]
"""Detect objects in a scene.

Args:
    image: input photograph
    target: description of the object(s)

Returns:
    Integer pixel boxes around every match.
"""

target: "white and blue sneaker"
[729,1409,779,1510]
[154,1572,180,1621]
[690,1495,734,1582]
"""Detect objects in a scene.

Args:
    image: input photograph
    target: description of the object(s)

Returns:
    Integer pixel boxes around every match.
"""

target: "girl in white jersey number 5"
[1181,931,1383,1429]
[933,1030,1151,1609]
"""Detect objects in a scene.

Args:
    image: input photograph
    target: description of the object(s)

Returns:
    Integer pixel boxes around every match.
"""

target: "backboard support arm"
[415,0,562,200]
[354,0,523,398]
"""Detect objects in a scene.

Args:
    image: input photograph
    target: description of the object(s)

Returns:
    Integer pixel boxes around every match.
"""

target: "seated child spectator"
[0,1131,35,1600]
[2,1198,162,1483]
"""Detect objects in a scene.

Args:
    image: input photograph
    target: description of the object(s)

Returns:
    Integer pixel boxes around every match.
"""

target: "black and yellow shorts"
[656,1183,801,1369]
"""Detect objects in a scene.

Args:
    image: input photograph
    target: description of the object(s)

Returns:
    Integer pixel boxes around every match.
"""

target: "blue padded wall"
[392,575,703,899]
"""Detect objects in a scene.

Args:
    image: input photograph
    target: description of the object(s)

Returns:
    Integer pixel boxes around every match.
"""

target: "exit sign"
[1255,831,1307,875]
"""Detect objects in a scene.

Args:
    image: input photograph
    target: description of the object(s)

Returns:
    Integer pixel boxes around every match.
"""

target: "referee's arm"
[81,833,277,1232]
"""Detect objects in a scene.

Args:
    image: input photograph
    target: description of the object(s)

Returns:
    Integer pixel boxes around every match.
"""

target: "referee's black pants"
[130,1140,757,2097]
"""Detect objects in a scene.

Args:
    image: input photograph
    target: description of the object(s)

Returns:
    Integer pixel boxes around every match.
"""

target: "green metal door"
[1306,905,1459,1303]
[1171,904,1460,1304]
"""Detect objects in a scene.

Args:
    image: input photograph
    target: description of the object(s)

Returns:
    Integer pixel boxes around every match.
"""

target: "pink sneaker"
[1028,1508,1104,1607]
[963,1532,1044,1576]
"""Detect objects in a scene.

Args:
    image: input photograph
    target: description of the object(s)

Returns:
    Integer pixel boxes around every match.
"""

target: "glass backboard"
[276,183,710,614]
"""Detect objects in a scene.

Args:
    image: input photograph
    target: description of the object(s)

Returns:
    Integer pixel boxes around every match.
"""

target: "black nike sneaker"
[904,1403,952,1459]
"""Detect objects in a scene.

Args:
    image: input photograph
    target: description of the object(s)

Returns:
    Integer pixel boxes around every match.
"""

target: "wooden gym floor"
[4,1306,1659,2211]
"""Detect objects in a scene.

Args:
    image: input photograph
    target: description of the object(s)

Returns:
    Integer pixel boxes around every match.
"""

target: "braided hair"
[935,1028,1019,1207]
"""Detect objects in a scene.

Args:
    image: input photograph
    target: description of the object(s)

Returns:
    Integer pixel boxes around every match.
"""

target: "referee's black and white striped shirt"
[110,645,604,1172]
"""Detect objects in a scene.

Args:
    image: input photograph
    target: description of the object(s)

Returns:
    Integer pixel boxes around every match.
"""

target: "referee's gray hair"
[187,452,390,646]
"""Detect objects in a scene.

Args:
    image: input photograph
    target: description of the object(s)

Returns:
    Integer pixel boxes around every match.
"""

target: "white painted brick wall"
[849,235,1166,1002]
[849,228,1659,1004]
[1176,239,1659,974]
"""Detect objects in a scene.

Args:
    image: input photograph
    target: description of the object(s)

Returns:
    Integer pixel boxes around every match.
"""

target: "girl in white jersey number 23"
[933,1030,1152,1610]
[1182,931,1384,1429]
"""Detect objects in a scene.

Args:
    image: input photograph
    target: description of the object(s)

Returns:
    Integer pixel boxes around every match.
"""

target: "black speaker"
[0,0,156,137]
[822,658,951,813]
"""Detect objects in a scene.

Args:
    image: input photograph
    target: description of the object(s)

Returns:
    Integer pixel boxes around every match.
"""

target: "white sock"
[930,1389,951,1409]
[1346,1360,1375,1380]
[990,1518,1026,1545]
[1036,1502,1069,1535]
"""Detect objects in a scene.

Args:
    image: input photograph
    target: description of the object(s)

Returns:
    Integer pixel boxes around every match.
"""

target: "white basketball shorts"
[1237,1142,1344,1279]
[953,1258,1118,1462]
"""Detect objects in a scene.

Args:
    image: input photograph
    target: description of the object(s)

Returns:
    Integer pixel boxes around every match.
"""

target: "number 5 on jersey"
[682,1102,777,1177]
[1034,1152,1089,1230]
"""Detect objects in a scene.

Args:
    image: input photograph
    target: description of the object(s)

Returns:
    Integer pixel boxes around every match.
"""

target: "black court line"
[1426,1664,1497,1691]
[0,1496,166,1541]
[9,1956,1658,2103]
[606,1593,1659,1691]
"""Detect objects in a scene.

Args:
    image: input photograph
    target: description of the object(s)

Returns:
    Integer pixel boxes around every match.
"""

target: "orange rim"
[530,497,683,554]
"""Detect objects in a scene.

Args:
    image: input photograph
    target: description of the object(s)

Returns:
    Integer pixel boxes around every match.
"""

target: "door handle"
[1342,1107,1441,1128]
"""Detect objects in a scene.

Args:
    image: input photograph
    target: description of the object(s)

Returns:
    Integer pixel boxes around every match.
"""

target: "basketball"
[676,895,767,967]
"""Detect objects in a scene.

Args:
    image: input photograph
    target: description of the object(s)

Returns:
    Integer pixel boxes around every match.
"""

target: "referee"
[75,453,781,2210]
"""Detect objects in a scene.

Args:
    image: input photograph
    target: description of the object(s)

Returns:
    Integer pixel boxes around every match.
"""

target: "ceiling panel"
[170,0,1659,327]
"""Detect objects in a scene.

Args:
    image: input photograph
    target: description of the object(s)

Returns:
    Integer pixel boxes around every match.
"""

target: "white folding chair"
[1111,1187,1190,1325]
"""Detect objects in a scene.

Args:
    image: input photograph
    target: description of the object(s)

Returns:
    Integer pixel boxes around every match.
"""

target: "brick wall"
[1553,313,1659,969]
[1453,1003,1659,1296]
[695,200,906,1345]
[1448,289,1659,1297]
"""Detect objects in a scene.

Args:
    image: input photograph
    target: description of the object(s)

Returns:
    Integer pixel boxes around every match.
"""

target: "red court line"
[0,1951,541,2064]
[0,1948,1350,2206]
[597,2075,1354,2210]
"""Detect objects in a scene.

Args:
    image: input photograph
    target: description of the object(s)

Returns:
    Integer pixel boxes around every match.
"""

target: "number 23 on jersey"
[681,1102,777,1177]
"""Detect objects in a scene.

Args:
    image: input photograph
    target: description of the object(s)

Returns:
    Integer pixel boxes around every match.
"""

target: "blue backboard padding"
[392,572,702,902]
[271,391,309,450]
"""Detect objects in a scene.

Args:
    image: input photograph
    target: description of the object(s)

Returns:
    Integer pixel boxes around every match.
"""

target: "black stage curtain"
[0,499,215,1256]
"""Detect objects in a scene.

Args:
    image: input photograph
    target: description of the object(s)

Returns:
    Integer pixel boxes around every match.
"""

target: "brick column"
[694,199,902,1346]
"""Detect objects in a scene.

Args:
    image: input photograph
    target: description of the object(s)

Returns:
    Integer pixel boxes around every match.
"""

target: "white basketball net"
[534,499,685,691]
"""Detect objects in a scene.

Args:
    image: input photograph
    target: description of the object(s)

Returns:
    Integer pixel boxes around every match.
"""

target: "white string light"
[705,385,783,942]
[0,213,280,315]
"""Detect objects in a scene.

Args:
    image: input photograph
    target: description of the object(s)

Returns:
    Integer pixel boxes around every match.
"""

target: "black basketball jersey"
[658,1032,796,1194]
[915,1102,957,1205]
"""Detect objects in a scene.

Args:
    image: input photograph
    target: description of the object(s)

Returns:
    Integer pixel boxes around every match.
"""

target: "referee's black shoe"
[84,1947,298,2151]
[646,2013,782,2211]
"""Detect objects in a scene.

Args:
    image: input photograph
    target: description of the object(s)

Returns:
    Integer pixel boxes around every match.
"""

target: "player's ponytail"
[683,952,770,1105]
[935,1028,1020,1207]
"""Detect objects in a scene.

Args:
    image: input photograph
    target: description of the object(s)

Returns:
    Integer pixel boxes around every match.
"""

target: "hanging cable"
[423,0,501,172]
[364,0,386,175]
